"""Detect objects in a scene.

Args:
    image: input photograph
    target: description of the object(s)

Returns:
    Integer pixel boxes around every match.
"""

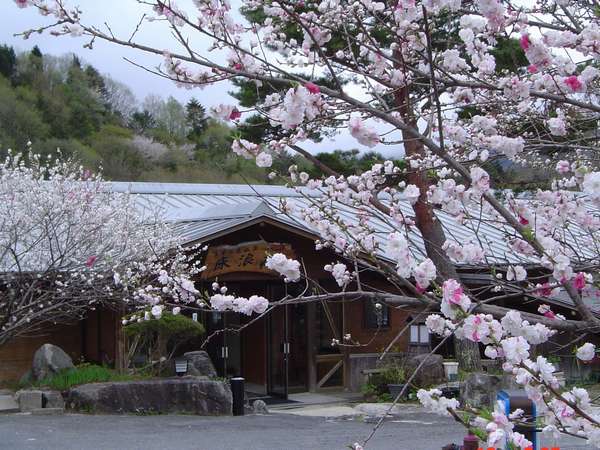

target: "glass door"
[267,304,288,398]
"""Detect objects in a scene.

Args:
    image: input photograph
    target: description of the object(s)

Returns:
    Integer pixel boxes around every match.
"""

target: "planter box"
[387,383,408,400]
[443,362,459,381]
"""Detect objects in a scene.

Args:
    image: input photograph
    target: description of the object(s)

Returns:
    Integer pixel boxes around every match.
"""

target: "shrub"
[31,363,138,391]
[124,312,205,374]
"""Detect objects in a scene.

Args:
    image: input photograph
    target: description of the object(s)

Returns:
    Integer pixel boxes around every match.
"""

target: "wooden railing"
[315,354,345,389]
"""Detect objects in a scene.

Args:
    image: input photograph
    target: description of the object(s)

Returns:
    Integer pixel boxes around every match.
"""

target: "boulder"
[42,390,65,409]
[460,372,518,409]
[404,354,445,388]
[66,377,231,415]
[252,399,269,414]
[32,344,74,381]
[182,351,217,378]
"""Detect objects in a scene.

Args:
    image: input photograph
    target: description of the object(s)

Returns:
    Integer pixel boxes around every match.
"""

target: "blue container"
[497,389,537,450]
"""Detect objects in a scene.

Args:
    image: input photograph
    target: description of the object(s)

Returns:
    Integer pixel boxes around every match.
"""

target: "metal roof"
[107,181,597,267]
[105,181,600,313]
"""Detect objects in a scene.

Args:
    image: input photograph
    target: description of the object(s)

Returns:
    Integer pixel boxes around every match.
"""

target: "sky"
[2,0,399,157]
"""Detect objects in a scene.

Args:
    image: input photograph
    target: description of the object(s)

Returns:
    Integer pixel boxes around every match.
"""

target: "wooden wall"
[0,308,119,383]
[0,323,83,382]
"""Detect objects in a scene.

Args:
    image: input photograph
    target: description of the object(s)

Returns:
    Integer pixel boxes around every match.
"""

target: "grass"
[29,363,142,391]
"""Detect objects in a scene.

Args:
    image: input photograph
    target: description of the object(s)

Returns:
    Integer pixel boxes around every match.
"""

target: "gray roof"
[108,183,499,266]
[108,181,600,313]
[108,181,597,266]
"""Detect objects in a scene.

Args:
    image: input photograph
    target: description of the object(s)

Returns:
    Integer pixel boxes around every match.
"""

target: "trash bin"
[230,377,245,416]
[497,389,537,450]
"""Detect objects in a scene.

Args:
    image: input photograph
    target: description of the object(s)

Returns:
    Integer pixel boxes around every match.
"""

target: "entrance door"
[267,304,288,398]
[206,311,242,378]
[267,282,308,398]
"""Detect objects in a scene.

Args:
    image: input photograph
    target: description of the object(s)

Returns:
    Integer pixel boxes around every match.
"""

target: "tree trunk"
[394,82,482,372]
[454,338,483,372]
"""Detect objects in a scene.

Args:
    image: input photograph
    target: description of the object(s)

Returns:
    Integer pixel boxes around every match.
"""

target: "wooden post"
[306,302,317,392]
[115,306,126,373]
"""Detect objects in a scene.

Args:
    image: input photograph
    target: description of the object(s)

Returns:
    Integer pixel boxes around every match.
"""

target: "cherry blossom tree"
[0,150,203,346]
[14,0,600,447]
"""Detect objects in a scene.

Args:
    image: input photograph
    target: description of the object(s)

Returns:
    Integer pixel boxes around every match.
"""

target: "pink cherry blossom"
[519,34,531,50]
[304,82,320,94]
[564,75,583,92]
[85,255,97,267]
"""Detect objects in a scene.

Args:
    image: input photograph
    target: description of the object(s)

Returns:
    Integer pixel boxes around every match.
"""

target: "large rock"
[460,373,518,409]
[183,351,217,377]
[66,377,231,415]
[32,344,74,381]
[404,354,445,388]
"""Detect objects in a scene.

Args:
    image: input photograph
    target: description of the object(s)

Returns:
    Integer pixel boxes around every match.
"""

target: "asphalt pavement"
[0,411,592,450]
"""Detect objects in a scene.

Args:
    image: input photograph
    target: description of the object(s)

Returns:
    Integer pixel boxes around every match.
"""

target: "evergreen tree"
[0,45,16,80]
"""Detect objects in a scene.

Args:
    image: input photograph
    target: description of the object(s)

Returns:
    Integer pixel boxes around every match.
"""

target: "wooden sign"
[201,241,295,279]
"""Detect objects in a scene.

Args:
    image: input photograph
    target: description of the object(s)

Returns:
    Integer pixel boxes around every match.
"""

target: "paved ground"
[0,410,592,450]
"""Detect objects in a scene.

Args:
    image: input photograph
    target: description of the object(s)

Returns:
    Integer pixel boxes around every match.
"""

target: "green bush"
[31,363,138,391]
[124,312,205,374]
[123,312,205,341]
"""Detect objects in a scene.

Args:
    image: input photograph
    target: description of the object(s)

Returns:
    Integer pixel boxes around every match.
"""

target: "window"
[409,324,430,345]
[364,300,390,329]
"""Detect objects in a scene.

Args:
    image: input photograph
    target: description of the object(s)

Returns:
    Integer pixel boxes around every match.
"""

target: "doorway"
[266,284,308,399]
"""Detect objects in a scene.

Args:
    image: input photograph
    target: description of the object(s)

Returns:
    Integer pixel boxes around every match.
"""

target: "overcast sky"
[3,0,400,156]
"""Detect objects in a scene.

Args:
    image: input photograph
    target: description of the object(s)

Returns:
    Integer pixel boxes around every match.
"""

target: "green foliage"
[124,313,205,376]
[186,98,208,140]
[124,313,205,341]
[379,364,406,385]
[0,44,274,184]
[30,363,139,391]
[0,45,16,79]
[491,38,529,73]
[0,76,50,149]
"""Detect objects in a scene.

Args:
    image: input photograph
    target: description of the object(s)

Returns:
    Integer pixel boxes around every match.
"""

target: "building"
[1,182,598,395]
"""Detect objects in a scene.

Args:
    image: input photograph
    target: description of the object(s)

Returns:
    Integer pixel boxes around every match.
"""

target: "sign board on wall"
[201,241,295,279]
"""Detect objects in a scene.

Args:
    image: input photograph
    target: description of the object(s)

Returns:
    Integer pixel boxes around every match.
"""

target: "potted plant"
[381,363,407,400]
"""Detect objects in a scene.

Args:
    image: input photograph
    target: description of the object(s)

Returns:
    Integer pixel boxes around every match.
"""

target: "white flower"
[548,117,567,136]
[506,265,527,282]
[583,172,600,200]
[172,307,181,315]
[403,184,420,205]
[265,253,301,282]
[501,336,530,364]
[325,262,351,287]
[470,167,490,193]
[576,342,596,361]
[255,152,273,168]
[555,160,570,174]
[248,295,269,314]
[348,116,379,147]
[151,305,163,319]
[425,314,446,335]
[413,259,436,289]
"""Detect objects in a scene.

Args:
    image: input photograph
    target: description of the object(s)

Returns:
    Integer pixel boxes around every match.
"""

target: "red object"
[229,108,241,120]
[305,82,320,94]
[85,255,97,267]
[463,434,479,450]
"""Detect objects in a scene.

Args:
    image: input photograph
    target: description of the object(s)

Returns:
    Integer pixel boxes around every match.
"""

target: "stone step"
[0,395,19,414]
[31,407,64,416]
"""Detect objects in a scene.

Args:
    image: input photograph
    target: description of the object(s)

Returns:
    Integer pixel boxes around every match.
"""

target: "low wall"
[347,352,404,392]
